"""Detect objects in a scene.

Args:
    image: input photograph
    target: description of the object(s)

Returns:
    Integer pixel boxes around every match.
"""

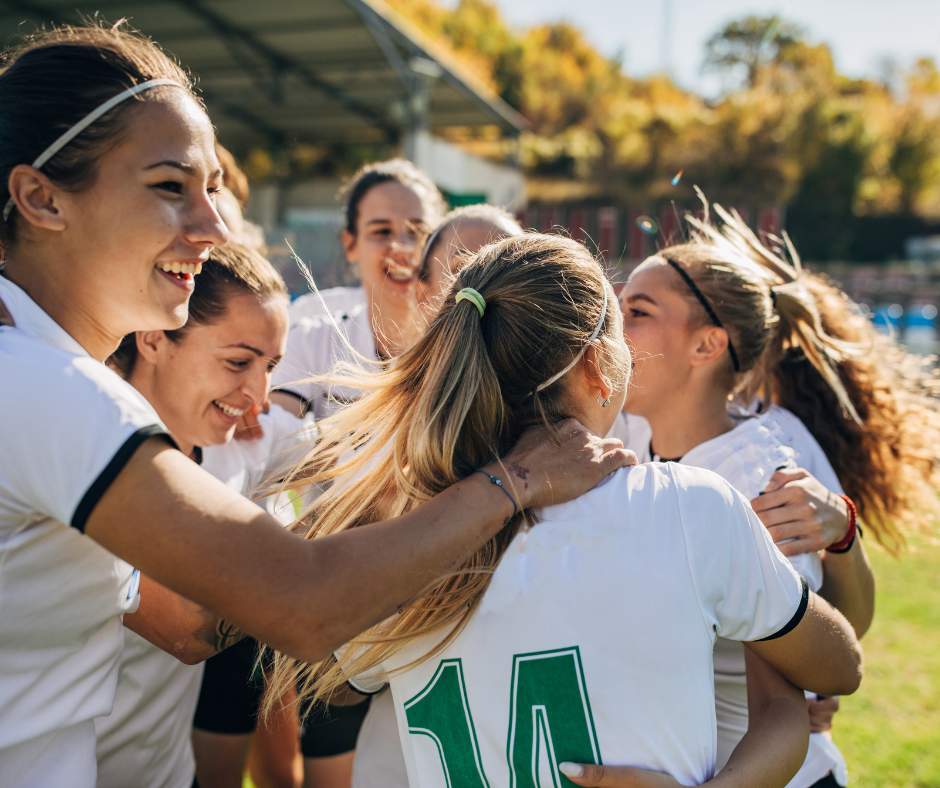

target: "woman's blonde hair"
[655,197,940,553]
[263,233,628,715]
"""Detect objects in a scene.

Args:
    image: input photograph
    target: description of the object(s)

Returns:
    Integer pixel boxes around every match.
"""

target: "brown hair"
[263,233,628,715]
[0,21,197,249]
[657,198,940,552]
[109,241,287,377]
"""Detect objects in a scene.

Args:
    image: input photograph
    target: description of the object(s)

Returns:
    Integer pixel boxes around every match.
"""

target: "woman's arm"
[87,420,634,664]
[558,651,809,788]
[750,469,875,638]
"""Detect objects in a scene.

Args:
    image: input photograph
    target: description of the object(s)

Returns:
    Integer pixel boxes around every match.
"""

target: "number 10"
[404,646,602,788]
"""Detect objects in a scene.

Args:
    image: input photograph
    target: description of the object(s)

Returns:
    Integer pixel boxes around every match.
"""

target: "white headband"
[3,79,183,221]
[534,283,609,393]
[418,222,448,276]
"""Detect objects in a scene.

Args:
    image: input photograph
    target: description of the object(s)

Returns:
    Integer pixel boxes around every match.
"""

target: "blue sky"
[455,0,940,96]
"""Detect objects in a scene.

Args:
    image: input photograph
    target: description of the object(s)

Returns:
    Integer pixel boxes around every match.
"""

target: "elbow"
[167,639,211,666]
[831,643,864,696]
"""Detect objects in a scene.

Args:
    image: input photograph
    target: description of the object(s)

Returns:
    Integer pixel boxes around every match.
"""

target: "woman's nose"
[184,191,230,250]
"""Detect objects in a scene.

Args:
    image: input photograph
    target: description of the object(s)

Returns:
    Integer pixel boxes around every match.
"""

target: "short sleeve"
[333,645,389,695]
[670,464,807,643]
[271,319,327,406]
[0,343,170,532]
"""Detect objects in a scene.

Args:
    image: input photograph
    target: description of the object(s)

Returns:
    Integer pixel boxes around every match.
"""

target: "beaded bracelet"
[827,494,858,553]
[474,469,518,520]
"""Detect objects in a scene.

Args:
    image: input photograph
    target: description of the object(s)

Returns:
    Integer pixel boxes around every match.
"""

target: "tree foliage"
[382,1,940,257]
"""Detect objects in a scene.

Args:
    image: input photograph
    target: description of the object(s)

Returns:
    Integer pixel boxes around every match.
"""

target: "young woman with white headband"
[0,25,631,787]
[261,233,863,788]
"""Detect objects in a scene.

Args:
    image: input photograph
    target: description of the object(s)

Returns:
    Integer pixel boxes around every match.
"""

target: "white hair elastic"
[3,79,184,221]
[534,282,609,393]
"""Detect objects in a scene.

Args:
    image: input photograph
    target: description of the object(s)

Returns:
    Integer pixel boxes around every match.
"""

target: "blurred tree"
[703,16,805,89]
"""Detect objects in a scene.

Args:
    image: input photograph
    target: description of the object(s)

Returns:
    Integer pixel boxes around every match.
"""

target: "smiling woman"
[0,23,632,788]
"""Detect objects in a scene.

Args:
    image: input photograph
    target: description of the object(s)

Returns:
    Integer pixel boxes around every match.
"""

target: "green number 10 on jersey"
[404,646,602,788]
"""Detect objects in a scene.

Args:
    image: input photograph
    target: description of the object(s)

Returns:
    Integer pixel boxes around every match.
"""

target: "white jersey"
[611,410,846,787]
[95,406,316,788]
[290,286,366,325]
[345,463,807,787]
[272,292,375,421]
[0,274,167,788]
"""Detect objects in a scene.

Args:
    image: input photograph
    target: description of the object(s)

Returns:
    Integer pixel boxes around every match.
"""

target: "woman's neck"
[127,367,196,460]
[645,386,735,461]
[3,252,122,362]
[368,294,418,359]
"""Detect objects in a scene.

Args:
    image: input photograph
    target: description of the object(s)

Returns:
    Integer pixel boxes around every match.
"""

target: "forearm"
[819,537,875,638]
[89,440,515,664]
[711,649,809,788]
[711,696,808,788]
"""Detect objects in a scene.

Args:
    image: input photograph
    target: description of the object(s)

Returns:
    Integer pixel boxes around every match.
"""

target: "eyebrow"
[145,160,224,180]
[365,218,428,226]
[625,293,658,306]
[222,343,265,356]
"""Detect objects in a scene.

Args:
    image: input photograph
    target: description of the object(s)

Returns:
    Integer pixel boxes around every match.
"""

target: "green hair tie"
[455,287,486,318]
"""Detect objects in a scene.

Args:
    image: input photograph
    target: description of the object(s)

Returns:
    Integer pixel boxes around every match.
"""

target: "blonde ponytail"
[261,234,628,719]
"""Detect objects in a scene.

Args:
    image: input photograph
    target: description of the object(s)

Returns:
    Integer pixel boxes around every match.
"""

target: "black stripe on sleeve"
[756,576,809,642]
[274,388,308,403]
[71,425,175,533]
[346,679,385,697]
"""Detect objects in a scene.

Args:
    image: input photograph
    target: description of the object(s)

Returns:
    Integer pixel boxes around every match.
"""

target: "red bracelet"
[828,494,858,553]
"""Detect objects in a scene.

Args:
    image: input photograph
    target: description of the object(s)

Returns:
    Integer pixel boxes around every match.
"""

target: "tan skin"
[271,180,438,418]
[530,310,861,788]
[3,92,638,669]
[560,259,869,787]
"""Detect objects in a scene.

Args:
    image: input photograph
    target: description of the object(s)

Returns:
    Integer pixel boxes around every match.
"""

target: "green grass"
[245,537,940,788]
[835,534,940,787]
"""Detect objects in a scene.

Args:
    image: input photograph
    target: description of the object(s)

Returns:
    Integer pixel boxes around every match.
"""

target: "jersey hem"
[756,576,809,642]
[71,425,175,532]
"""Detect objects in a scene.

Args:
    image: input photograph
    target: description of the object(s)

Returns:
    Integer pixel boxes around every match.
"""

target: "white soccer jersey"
[0,274,168,788]
[95,406,316,788]
[345,463,807,787]
[290,285,366,325]
[272,295,375,420]
[611,409,845,787]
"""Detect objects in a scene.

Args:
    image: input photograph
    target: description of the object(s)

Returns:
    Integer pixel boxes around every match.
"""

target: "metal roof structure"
[0,0,528,148]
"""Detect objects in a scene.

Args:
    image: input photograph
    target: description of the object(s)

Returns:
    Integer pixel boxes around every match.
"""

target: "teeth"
[214,400,246,418]
[159,262,201,275]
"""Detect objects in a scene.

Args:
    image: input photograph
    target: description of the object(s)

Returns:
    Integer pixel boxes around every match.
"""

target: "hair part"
[339,158,445,237]
[261,233,628,718]
[0,21,198,249]
[109,241,287,377]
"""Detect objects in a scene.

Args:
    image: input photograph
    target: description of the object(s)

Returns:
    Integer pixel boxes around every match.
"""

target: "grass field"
[834,534,940,787]
[246,535,940,788]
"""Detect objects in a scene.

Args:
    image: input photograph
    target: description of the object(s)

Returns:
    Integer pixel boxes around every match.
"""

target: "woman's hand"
[492,418,638,510]
[749,469,849,556]
[558,763,683,788]
[235,397,271,441]
[808,695,839,734]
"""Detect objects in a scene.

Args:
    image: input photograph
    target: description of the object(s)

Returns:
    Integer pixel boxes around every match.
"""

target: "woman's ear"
[342,229,357,264]
[582,343,613,401]
[689,325,730,367]
[135,330,168,365]
[7,165,67,233]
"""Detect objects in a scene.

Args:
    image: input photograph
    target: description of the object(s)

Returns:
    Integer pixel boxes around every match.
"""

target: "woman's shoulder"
[289,286,366,324]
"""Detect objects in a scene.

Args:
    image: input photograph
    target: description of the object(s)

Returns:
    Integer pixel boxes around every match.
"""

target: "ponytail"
[261,234,627,718]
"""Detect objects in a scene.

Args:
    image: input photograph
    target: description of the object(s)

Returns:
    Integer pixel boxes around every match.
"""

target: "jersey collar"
[0,268,90,358]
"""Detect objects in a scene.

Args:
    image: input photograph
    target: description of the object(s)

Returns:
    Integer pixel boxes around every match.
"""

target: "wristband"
[827,494,858,553]
[473,470,518,520]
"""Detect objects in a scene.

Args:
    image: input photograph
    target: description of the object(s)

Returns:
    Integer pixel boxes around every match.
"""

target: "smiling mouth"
[158,261,203,282]
[213,400,246,419]
[384,261,416,284]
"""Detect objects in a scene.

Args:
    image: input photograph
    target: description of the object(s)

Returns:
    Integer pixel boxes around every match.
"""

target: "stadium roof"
[0,0,529,147]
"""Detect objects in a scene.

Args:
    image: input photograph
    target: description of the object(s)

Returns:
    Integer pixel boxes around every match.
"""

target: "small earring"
[596,393,611,408]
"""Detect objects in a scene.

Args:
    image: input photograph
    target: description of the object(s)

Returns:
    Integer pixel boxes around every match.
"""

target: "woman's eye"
[154,181,184,195]
[227,359,250,369]
[630,308,648,318]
